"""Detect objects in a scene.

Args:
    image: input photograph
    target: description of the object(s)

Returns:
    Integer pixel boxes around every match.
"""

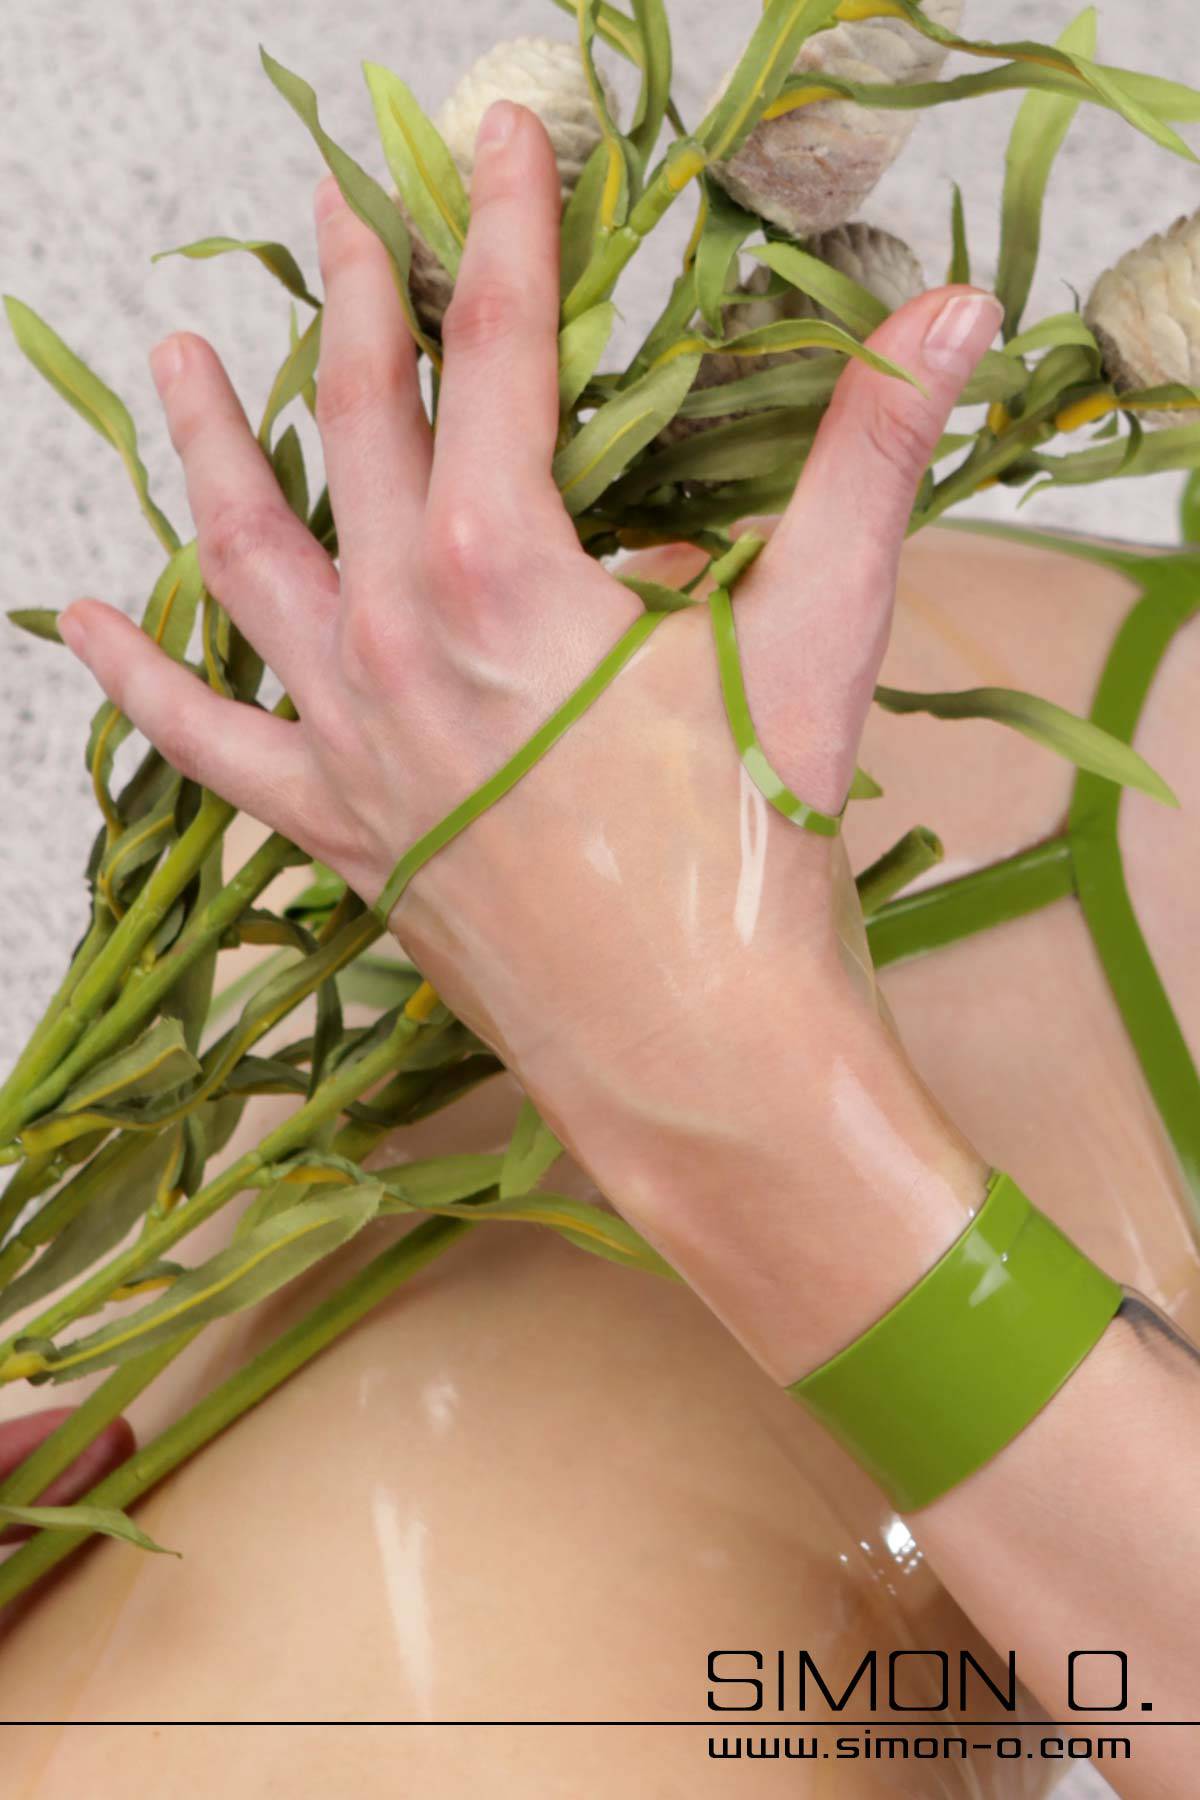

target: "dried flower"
[1084,208,1200,425]
[709,0,963,236]
[410,36,617,326]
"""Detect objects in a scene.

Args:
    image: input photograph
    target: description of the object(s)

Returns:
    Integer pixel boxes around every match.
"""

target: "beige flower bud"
[709,0,964,236]
[404,36,618,328]
[438,36,615,194]
[1084,209,1200,425]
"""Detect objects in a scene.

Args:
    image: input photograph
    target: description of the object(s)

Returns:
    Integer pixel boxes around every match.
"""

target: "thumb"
[734,285,1002,813]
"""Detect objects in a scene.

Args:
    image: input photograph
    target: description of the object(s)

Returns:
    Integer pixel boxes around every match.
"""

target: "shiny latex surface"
[2,525,1199,1797]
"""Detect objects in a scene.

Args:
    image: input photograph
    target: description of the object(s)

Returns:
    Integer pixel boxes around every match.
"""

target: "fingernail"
[922,291,1004,373]
[476,100,518,154]
[149,335,186,396]
[58,607,88,659]
[314,175,344,224]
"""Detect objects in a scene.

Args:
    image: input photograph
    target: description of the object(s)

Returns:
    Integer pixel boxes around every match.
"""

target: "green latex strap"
[708,584,844,837]
[374,567,841,922]
[788,1169,1123,1513]
[865,526,1200,1232]
[373,609,664,922]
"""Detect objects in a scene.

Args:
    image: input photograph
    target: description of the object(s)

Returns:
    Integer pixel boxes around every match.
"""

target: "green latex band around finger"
[709,584,844,837]
[787,1170,1122,1513]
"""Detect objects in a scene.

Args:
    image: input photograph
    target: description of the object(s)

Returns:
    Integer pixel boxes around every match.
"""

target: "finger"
[151,331,338,697]
[58,600,318,842]
[735,286,1002,810]
[0,1410,135,1543]
[313,176,433,588]
[430,102,566,536]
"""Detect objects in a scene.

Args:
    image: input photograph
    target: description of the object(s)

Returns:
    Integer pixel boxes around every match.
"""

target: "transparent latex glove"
[59,101,1002,1377]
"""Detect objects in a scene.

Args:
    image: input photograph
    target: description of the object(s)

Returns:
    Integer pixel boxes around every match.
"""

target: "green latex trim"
[788,1170,1123,1513]
[709,585,843,837]
[372,610,666,922]
[374,561,844,921]
[865,527,1200,1228]
[1068,556,1200,1211]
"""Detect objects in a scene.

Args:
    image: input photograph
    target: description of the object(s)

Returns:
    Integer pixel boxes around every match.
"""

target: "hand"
[58,101,1001,1378]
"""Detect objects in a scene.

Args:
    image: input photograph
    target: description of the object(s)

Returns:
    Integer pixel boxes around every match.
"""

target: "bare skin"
[23,100,1200,1795]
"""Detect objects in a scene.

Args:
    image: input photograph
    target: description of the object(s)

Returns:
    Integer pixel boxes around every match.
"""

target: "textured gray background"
[2,7,1191,1785]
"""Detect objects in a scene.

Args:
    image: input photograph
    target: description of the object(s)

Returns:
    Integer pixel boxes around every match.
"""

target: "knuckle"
[425,501,500,600]
[199,502,292,595]
[441,275,521,357]
[336,604,407,697]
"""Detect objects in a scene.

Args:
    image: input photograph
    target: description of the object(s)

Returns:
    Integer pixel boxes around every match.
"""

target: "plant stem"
[0,1003,438,1368]
[0,1337,198,1507]
[0,1217,469,1611]
[15,833,303,1133]
[0,794,235,1149]
[856,826,944,916]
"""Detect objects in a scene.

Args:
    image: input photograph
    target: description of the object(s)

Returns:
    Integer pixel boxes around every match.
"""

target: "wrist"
[584,991,989,1382]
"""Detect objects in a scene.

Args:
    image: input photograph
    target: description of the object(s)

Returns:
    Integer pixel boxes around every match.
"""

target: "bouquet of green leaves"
[2,0,1199,1599]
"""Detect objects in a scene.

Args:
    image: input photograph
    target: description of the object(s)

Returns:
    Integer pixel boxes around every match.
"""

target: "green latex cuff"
[786,1170,1123,1513]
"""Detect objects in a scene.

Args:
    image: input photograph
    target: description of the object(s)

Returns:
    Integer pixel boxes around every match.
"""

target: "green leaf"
[478,1191,674,1278]
[848,765,883,801]
[33,1188,382,1377]
[58,1018,201,1116]
[0,1502,179,1557]
[995,9,1097,337]
[750,241,887,340]
[4,295,179,555]
[560,143,613,298]
[374,1154,504,1209]
[1182,469,1200,544]
[947,182,971,285]
[873,683,1178,806]
[0,1131,184,1328]
[553,352,701,514]
[714,315,915,384]
[7,608,63,644]
[260,47,438,362]
[577,0,636,223]
[258,307,322,448]
[558,302,617,413]
[695,180,756,333]
[1002,310,1099,359]
[83,544,204,825]
[959,350,1029,405]
[500,1098,563,1199]
[548,0,647,72]
[152,235,320,307]
[629,0,673,164]
[271,423,309,520]
[679,355,843,419]
[618,405,816,493]
[697,0,841,163]
[877,1,1196,161]
[617,574,695,612]
[363,62,469,276]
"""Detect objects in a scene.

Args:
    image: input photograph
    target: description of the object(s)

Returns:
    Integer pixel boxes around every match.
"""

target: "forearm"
[609,1001,1200,1797]
[919,1298,1200,1798]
